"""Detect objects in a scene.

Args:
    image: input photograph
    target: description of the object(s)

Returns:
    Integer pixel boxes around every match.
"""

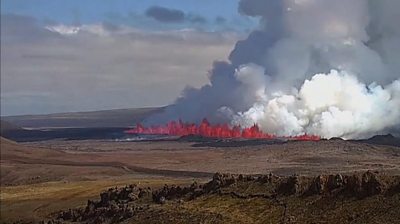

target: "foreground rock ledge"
[44,171,400,224]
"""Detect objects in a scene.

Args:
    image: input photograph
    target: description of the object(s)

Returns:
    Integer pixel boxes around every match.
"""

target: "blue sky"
[1,0,256,31]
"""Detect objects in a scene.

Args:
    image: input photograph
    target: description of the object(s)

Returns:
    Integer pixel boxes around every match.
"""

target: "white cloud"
[45,24,81,35]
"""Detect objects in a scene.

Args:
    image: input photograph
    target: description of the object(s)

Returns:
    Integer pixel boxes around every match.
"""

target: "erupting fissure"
[125,119,320,141]
[145,0,400,140]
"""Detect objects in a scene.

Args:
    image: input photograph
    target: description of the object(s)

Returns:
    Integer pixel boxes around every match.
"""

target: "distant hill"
[364,134,400,147]
[1,107,164,128]
[351,134,400,147]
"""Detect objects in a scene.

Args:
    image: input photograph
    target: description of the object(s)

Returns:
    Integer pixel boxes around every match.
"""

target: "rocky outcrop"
[153,171,397,204]
[51,171,399,224]
[345,171,386,197]
[97,184,151,206]
[56,184,151,223]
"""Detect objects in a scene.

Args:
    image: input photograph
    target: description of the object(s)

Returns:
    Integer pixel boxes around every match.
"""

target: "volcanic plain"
[1,130,400,223]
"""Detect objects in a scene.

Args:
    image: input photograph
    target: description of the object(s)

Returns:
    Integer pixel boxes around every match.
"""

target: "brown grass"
[1,177,195,223]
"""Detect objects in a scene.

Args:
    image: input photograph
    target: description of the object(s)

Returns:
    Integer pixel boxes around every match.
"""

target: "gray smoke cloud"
[145,6,207,24]
[150,0,400,139]
[145,6,185,23]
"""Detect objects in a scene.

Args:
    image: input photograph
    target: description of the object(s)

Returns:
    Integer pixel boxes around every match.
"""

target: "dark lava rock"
[278,175,301,195]
[308,175,328,195]
[57,184,150,224]
[326,174,345,192]
[360,171,386,196]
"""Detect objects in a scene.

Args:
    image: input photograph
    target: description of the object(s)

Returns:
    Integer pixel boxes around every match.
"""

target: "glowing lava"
[125,119,320,141]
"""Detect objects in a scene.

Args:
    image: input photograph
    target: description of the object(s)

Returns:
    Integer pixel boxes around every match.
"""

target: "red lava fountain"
[125,119,320,141]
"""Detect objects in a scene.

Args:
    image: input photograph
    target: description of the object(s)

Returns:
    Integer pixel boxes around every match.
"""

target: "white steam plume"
[149,0,400,139]
[230,66,400,139]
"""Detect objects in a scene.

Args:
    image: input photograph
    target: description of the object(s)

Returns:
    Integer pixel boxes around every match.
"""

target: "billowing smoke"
[150,0,400,139]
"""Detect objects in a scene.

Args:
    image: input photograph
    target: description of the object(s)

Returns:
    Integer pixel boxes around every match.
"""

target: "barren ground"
[1,137,399,222]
